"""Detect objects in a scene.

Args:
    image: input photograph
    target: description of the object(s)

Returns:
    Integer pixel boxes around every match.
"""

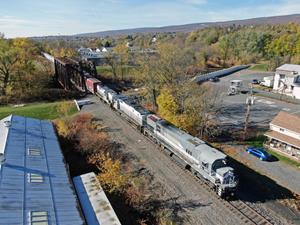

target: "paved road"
[210,69,300,129]
[236,145,300,195]
[81,96,247,225]
[80,95,295,225]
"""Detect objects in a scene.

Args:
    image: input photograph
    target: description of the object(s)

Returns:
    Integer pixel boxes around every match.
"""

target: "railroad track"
[105,100,275,225]
[161,149,275,225]
[228,200,273,225]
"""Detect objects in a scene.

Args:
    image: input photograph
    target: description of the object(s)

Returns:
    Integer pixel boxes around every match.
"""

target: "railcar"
[96,85,114,104]
[85,78,101,94]
[113,96,150,131]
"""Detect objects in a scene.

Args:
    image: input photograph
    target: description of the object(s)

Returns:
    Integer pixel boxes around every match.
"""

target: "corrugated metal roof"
[0,115,84,225]
[277,64,300,73]
[73,172,121,225]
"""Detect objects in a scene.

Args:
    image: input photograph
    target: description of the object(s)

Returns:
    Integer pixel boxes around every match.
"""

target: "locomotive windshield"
[211,158,227,172]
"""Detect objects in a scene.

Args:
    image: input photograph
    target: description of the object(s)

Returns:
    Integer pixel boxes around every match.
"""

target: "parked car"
[245,147,271,161]
[251,79,260,84]
[209,77,220,82]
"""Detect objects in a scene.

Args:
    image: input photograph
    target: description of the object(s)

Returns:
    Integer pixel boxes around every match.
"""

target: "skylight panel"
[28,147,42,156]
[29,211,49,225]
[28,173,44,183]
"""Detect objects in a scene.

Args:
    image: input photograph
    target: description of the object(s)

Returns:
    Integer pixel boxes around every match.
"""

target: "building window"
[28,148,41,156]
[28,173,44,183]
[29,211,48,225]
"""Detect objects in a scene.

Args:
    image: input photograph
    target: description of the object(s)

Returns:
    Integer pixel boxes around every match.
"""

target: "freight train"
[84,77,238,197]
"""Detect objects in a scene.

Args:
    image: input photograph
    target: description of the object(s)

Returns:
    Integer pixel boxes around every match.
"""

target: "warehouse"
[0,115,84,225]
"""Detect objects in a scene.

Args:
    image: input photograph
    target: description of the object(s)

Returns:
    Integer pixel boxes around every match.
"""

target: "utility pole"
[243,85,254,140]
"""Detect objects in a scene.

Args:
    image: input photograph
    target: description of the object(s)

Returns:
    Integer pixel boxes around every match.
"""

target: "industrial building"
[0,115,84,225]
[265,111,300,161]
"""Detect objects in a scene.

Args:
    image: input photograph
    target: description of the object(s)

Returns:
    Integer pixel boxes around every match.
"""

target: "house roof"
[271,111,300,134]
[265,130,300,148]
[73,172,121,225]
[277,64,300,74]
[0,115,84,225]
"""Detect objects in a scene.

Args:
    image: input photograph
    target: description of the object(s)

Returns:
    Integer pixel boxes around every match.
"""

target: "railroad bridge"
[54,57,97,91]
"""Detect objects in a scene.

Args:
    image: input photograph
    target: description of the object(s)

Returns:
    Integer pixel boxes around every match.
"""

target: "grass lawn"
[244,134,266,147]
[0,101,77,120]
[267,149,300,168]
[249,64,269,72]
[96,65,113,75]
[96,65,138,79]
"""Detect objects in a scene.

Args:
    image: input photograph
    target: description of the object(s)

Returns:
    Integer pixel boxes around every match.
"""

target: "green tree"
[114,43,130,80]
[0,39,18,95]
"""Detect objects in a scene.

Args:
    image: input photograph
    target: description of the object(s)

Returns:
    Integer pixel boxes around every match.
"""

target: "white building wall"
[270,124,300,140]
[293,86,300,99]
[273,73,280,90]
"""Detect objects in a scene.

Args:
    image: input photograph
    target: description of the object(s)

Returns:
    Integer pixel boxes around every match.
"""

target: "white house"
[273,64,300,99]
[265,111,300,161]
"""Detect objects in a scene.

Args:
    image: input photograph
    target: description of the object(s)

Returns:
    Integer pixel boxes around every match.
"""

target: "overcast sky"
[1,0,300,38]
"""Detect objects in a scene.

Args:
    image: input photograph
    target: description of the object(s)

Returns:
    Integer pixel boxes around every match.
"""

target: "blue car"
[245,147,271,161]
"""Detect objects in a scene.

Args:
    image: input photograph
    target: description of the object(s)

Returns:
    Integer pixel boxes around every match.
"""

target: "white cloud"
[181,0,207,5]
[0,16,30,26]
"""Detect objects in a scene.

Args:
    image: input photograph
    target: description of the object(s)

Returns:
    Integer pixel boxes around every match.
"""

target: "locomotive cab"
[214,163,238,197]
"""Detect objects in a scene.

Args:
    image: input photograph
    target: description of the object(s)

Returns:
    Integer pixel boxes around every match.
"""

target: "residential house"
[273,64,300,99]
[265,111,300,161]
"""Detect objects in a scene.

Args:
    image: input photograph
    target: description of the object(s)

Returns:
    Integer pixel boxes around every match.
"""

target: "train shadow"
[109,193,211,225]
[228,156,295,203]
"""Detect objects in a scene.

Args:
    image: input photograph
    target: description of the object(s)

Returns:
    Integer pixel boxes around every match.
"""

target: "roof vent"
[4,120,11,127]
[0,153,5,165]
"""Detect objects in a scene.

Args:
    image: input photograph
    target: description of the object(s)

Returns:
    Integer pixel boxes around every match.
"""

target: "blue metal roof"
[0,115,84,225]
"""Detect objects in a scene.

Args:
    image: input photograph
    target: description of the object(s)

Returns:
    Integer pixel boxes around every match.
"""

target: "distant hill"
[33,14,300,39]
[75,14,300,37]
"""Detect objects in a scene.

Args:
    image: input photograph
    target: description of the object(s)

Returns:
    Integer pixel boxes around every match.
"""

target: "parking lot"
[211,69,300,129]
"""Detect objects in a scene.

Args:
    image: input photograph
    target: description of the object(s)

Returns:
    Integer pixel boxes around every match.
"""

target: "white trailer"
[260,76,274,87]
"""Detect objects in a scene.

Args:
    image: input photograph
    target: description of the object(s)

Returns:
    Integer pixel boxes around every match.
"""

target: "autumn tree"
[57,101,75,117]
[106,51,119,81]
[88,152,128,193]
[137,43,193,110]
[157,82,222,139]
[0,38,18,95]
[114,43,130,80]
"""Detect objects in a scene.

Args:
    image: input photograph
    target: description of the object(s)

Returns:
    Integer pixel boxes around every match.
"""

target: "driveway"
[235,145,300,195]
